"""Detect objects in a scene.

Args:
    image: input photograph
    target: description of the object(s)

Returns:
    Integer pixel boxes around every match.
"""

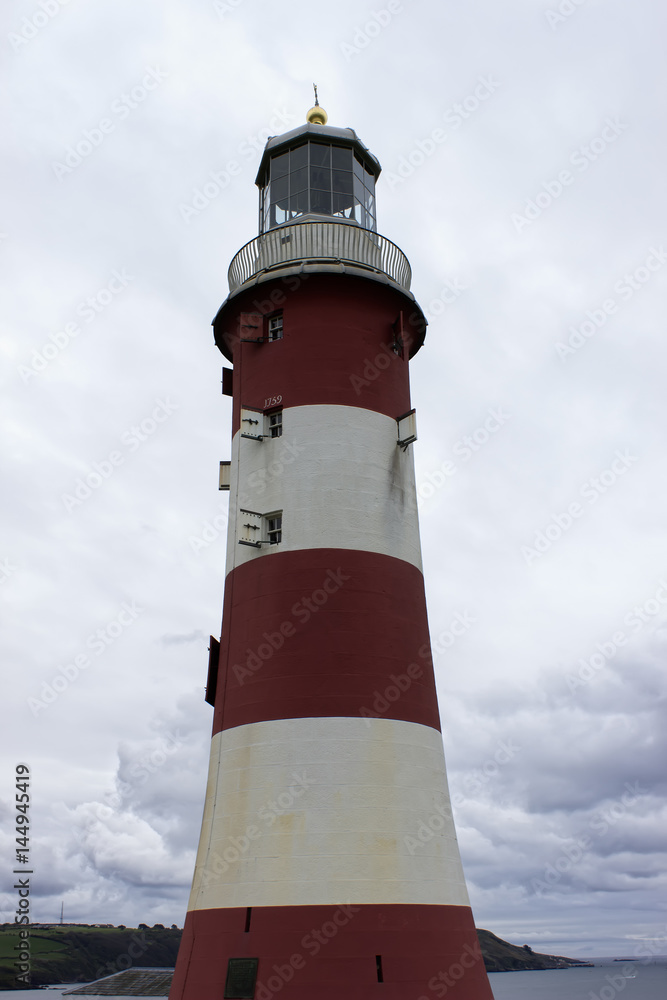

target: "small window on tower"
[267,410,283,438]
[266,513,282,545]
[267,313,283,341]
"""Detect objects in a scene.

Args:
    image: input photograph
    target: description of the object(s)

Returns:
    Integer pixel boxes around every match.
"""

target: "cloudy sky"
[2,0,666,961]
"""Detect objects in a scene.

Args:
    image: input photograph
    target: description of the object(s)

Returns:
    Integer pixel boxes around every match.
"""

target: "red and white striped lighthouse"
[170,101,494,1000]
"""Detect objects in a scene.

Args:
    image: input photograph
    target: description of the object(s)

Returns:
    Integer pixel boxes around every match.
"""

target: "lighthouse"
[170,99,494,1000]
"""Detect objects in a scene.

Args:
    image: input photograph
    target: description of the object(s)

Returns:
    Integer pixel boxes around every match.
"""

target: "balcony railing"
[227,221,412,293]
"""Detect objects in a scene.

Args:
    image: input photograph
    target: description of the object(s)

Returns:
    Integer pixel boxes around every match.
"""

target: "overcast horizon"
[2,0,666,960]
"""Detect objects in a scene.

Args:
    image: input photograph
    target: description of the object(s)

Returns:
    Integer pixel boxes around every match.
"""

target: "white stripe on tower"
[188,718,469,911]
[226,404,423,575]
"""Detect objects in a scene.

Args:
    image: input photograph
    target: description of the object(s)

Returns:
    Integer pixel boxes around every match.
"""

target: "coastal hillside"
[0,926,182,990]
[476,929,584,971]
[0,924,582,989]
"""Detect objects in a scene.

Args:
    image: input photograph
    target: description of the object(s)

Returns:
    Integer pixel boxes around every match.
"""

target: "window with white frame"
[266,513,282,545]
[267,409,283,438]
[267,313,283,341]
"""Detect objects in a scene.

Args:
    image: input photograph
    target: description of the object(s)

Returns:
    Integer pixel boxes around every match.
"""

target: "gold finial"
[306,82,328,125]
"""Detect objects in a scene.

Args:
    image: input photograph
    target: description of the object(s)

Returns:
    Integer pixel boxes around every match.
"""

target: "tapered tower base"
[172,904,491,1000]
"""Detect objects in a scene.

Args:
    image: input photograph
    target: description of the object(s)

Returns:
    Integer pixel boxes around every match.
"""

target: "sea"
[1,962,666,999]
[488,959,667,999]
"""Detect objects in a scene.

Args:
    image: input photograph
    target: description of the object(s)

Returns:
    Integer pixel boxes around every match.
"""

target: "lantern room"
[255,122,381,234]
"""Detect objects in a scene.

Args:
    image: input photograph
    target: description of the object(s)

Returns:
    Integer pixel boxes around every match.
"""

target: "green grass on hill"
[0,931,68,960]
[0,926,182,990]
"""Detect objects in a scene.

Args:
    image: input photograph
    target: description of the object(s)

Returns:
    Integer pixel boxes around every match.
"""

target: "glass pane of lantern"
[332,169,353,195]
[290,143,307,169]
[290,166,308,193]
[271,201,287,226]
[332,146,352,169]
[310,142,331,166]
[354,175,365,205]
[271,176,288,202]
[311,188,332,214]
[353,154,365,181]
[290,190,308,218]
[310,165,330,189]
[270,152,289,178]
[333,192,354,218]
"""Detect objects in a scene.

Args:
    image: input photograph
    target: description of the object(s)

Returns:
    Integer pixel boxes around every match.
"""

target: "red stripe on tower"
[170,102,494,1000]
